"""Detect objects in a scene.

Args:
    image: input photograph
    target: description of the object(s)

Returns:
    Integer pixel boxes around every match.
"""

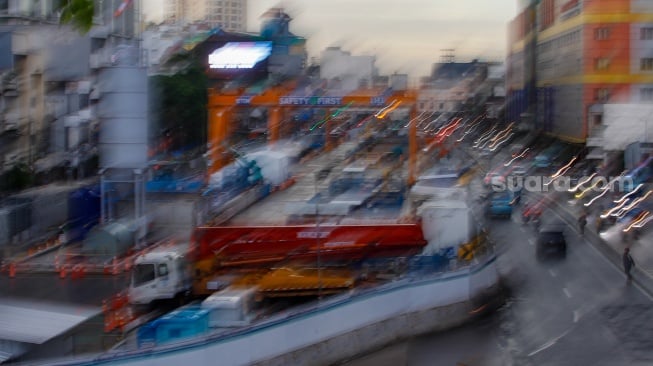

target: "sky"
[143,0,518,80]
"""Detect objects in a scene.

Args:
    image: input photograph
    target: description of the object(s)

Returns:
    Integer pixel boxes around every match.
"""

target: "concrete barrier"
[38,257,500,366]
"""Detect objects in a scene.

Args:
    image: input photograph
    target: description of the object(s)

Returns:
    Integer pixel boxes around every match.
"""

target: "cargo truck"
[127,223,427,305]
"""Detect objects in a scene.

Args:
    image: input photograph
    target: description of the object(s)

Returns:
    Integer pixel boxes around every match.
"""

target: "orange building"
[506,0,653,145]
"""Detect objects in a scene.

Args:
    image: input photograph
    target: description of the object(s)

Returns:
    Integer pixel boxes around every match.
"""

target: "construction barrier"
[103,291,137,333]
[3,236,178,278]
[112,257,120,275]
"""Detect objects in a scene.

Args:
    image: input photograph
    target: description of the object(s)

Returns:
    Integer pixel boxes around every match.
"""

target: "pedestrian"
[578,213,587,235]
[623,247,636,281]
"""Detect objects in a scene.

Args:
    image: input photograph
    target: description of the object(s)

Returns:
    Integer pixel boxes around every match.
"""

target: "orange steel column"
[268,107,281,145]
[408,106,418,186]
[208,107,230,175]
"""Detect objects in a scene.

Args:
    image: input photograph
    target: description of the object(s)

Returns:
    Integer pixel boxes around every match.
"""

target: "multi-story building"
[506,0,653,145]
[164,0,185,24]
[417,60,488,115]
[164,0,247,32]
[319,47,377,91]
[0,0,138,179]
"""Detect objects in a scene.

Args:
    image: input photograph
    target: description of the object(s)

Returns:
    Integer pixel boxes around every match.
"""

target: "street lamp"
[314,171,322,301]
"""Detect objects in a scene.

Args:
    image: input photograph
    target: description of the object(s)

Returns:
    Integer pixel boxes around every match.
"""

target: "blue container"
[153,308,210,345]
[66,186,100,242]
[137,323,157,348]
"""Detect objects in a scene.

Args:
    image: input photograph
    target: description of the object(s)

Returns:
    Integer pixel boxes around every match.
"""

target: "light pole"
[314,171,322,301]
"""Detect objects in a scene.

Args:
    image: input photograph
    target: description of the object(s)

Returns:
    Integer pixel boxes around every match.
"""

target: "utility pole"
[314,171,322,301]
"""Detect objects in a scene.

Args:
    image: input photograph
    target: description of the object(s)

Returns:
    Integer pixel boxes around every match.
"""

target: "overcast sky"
[143,0,518,79]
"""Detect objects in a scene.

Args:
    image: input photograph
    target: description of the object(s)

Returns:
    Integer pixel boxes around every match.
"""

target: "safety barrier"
[2,237,178,278]
[102,291,137,333]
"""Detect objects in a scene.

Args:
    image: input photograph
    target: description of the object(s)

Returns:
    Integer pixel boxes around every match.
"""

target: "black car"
[536,227,567,259]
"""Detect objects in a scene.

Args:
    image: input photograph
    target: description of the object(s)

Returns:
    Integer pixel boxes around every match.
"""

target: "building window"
[595,27,610,40]
[642,58,653,71]
[642,88,653,102]
[595,88,610,102]
[595,58,610,70]
[641,27,653,40]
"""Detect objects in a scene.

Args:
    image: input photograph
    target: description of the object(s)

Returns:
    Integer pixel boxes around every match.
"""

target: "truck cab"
[129,249,192,305]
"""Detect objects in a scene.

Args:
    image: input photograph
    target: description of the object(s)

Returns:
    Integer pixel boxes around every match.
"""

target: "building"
[506,0,653,146]
[164,0,247,32]
[319,47,377,92]
[417,60,488,115]
[0,0,138,183]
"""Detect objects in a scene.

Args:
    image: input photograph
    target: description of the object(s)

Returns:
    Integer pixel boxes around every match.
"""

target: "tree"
[55,0,95,33]
[151,57,208,153]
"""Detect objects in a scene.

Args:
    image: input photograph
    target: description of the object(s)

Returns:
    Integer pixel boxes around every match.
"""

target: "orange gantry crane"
[207,84,421,185]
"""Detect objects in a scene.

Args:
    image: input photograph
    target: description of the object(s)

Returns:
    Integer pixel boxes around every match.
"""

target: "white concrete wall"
[630,23,653,76]
[603,103,653,151]
[632,0,653,13]
[56,257,499,366]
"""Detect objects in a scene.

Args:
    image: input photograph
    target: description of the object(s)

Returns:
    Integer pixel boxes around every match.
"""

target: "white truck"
[417,199,478,257]
[128,243,192,305]
[201,286,258,328]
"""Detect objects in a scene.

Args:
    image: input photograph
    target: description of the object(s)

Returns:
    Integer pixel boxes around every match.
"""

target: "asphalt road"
[0,272,128,306]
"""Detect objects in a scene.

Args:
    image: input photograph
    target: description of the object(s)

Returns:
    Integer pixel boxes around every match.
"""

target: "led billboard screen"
[208,41,272,69]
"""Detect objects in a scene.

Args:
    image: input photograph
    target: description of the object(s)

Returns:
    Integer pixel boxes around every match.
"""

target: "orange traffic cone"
[8,263,15,278]
[59,265,67,279]
[111,257,119,275]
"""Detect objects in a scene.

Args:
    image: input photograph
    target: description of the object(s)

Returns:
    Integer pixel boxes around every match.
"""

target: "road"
[344,151,653,366]
[0,272,128,306]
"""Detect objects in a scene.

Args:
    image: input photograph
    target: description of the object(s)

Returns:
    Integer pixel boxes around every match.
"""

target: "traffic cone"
[111,257,119,275]
[59,265,66,279]
[8,263,15,278]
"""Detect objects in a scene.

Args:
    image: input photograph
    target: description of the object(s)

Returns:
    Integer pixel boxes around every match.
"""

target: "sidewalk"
[546,190,653,296]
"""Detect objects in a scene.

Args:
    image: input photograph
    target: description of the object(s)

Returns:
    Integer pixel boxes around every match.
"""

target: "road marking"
[548,269,557,277]
[563,287,572,298]
[527,328,572,357]
[573,309,581,323]
[528,238,535,245]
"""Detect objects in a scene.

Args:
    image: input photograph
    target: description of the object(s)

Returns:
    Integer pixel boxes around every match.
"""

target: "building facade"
[164,0,247,32]
[506,0,653,144]
[0,0,138,180]
[417,60,489,115]
[319,47,377,92]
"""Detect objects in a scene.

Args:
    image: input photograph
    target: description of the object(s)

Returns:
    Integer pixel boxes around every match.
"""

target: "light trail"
[504,148,530,166]
[551,157,577,179]
[568,173,596,193]
[614,184,643,203]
